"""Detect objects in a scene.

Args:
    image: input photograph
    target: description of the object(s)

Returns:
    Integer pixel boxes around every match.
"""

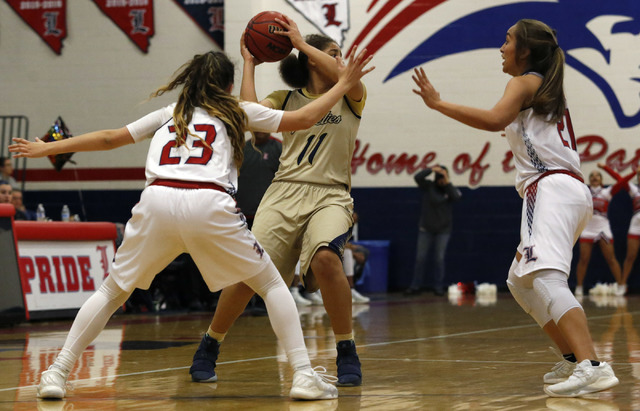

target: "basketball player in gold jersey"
[190,16,369,387]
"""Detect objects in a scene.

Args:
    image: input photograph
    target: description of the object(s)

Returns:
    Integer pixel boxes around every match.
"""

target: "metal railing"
[0,116,29,190]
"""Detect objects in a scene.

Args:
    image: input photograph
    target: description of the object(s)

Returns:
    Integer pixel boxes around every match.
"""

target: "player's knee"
[311,247,342,275]
[532,269,582,323]
[99,275,130,305]
[246,262,282,297]
[506,278,531,314]
[506,260,531,314]
[507,262,554,327]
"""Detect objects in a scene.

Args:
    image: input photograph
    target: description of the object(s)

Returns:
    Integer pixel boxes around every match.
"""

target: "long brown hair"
[150,51,247,169]
[514,19,566,123]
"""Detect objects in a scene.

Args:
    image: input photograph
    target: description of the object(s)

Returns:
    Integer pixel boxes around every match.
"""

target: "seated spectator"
[0,180,12,204]
[0,157,19,189]
[11,188,37,220]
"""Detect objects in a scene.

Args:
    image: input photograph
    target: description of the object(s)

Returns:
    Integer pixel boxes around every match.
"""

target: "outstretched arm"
[277,47,374,132]
[411,67,539,132]
[9,127,134,158]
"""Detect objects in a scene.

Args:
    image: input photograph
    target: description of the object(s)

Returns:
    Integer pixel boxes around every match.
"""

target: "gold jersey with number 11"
[265,86,367,190]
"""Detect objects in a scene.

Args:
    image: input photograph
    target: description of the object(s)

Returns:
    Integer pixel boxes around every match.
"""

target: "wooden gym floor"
[1,291,638,410]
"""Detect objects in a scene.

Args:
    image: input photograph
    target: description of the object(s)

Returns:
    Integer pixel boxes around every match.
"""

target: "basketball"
[244,11,293,63]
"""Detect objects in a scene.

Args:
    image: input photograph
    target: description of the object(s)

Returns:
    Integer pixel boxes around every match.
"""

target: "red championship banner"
[92,0,154,53]
[5,0,67,54]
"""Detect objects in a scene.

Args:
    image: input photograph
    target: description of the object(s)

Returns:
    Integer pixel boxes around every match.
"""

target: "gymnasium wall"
[1,1,638,290]
[25,185,637,292]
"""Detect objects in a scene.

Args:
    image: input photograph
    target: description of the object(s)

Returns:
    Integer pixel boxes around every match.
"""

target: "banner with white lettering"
[18,240,115,312]
[92,0,154,53]
[5,0,67,54]
[285,0,349,47]
[172,0,223,49]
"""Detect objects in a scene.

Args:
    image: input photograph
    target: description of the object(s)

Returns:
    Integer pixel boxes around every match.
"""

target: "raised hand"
[9,137,47,158]
[412,67,441,109]
[275,15,304,50]
[432,165,450,183]
[432,165,444,174]
[336,45,375,87]
[240,30,262,66]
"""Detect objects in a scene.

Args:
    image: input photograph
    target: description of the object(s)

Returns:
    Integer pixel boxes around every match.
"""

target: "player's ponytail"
[515,19,566,123]
[279,34,335,88]
[151,51,247,170]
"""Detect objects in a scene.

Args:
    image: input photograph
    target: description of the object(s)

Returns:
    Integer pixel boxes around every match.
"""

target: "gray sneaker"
[544,360,619,397]
[351,288,370,304]
[544,358,576,384]
[291,287,312,306]
[37,366,68,399]
[306,291,324,306]
[290,366,338,400]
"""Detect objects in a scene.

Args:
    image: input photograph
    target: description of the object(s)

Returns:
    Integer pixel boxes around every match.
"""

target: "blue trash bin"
[352,240,390,293]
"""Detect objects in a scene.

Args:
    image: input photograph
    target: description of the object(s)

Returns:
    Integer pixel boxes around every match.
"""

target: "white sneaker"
[37,366,68,399]
[290,287,312,306]
[544,358,577,384]
[306,291,324,306]
[575,286,583,297]
[290,366,338,400]
[589,283,607,296]
[615,284,627,297]
[351,288,370,304]
[544,360,619,397]
[544,347,577,384]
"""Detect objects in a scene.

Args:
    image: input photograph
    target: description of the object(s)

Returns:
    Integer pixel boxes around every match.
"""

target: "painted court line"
[1,310,631,392]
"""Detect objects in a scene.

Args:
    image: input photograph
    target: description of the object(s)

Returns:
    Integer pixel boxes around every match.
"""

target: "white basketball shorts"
[515,173,592,277]
[110,185,271,292]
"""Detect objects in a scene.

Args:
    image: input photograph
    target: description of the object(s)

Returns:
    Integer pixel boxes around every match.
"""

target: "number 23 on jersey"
[159,124,218,165]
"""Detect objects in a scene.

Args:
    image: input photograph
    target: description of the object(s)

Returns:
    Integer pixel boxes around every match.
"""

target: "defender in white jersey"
[10,48,373,401]
[601,164,640,293]
[412,19,618,397]
[192,16,370,387]
[574,166,624,296]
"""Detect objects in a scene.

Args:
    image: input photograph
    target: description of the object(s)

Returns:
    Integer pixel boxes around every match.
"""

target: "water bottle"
[36,203,46,221]
[61,204,70,222]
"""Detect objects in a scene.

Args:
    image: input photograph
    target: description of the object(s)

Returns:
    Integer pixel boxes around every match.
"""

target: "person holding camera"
[405,165,462,296]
